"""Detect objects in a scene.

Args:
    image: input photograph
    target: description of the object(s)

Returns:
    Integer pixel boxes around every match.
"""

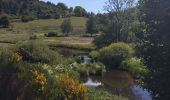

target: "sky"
[42,0,107,13]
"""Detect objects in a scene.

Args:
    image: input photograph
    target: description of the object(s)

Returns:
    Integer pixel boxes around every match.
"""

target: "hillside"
[0,0,87,19]
[0,17,91,48]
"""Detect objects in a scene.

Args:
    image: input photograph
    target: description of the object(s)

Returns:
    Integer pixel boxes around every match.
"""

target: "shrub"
[0,49,43,100]
[32,70,47,91]
[21,15,35,22]
[98,42,134,68]
[56,73,88,100]
[45,32,58,37]
[89,51,99,61]
[93,34,112,48]
[121,58,149,76]
[30,35,37,40]
[88,62,106,75]
[74,64,89,77]
[73,62,106,77]
[60,18,73,36]
[11,52,22,62]
[0,15,10,28]
[17,41,65,64]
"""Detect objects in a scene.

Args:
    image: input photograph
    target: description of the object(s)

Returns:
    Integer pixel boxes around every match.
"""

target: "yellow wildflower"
[11,52,22,62]
[32,70,47,91]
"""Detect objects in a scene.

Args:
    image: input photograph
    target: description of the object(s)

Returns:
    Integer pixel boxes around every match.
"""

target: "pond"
[84,70,152,100]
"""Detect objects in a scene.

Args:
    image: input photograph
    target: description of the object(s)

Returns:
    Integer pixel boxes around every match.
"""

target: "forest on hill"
[0,0,87,19]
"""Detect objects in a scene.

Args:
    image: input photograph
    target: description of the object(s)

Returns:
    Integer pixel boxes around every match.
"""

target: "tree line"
[0,0,88,20]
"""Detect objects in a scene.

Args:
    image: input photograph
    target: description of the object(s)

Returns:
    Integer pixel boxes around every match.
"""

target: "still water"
[84,70,152,100]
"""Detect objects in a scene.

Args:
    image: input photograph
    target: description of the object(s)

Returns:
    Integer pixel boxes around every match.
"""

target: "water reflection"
[84,78,102,87]
[83,70,152,100]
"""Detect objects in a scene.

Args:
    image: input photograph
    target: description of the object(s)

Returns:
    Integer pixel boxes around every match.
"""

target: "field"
[0,17,94,49]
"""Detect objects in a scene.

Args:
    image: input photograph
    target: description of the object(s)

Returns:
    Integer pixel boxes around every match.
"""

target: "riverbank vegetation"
[0,41,128,100]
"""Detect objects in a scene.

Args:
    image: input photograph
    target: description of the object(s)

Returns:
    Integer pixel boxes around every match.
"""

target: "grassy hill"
[0,17,90,47]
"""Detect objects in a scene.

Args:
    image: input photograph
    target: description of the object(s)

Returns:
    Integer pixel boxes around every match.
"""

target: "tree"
[138,0,170,99]
[0,15,10,28]
[56,2,68,18]
[74,6,86,17]
[104,0,135,41]
[86,13,98,37]
[60,19,73,36]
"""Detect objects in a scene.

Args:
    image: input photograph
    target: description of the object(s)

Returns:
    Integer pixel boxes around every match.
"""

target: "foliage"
[56,73,88,100]
[89,51,99,61]
[73,62,106,77]
[0,49,45,100]
[32,70,47,91]
[60,18,73,36]
[49,43,95,51]
[121,58,148,76]
[93,33,113,48]
[103,0,136,41]
[94,7,139,47]
[56,3,69,18]
[29,35,37,40]
[17,41,69,65]
[0,0,74,19]
[97,42,134,68]
[21,15,35,22]
[86,13,98,37]
[88,87,129,100]
[0,49,79,100]
[88,62,106,75]
[0,15,10,28]
[45,32,59,37]
[11,52,22,62]
[74,6,87,17]
[74,64,89,77]
[138,0,170,99]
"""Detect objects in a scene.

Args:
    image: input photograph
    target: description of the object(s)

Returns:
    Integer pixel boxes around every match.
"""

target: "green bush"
[88,62,106,75]
[21,15,35,22]
[0,49,45,100]
[29,35,37,40]
[17,41,69,64]
[45,32,58,37]
[98,42,134,68]
[73,62,106,77]
[89,51,99,61]
[121,58,149,76]
[0,49,79,100]
[0,15,10,28]
[93,34,112,48]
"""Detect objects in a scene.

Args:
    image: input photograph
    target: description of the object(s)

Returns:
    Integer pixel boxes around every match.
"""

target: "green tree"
[94,0,137,47]
[0,15,10,28]
[60,19,73,36]
[74,6,86,17]
[56,2,68,18]
[138,0,170,99]
[104,0,135,42]
[86,13,98,37]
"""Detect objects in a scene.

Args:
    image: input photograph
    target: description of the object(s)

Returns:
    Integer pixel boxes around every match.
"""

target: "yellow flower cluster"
[58,73,88,100]
[32,70,47,91]
[11,52,22,62]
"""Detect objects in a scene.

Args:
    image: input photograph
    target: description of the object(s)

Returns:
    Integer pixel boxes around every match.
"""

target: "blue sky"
[42,0,106,13]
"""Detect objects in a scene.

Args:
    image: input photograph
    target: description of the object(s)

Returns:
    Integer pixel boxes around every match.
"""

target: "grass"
[0,17,93,49]
[88,87,129,100]
[11,17,87,35]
